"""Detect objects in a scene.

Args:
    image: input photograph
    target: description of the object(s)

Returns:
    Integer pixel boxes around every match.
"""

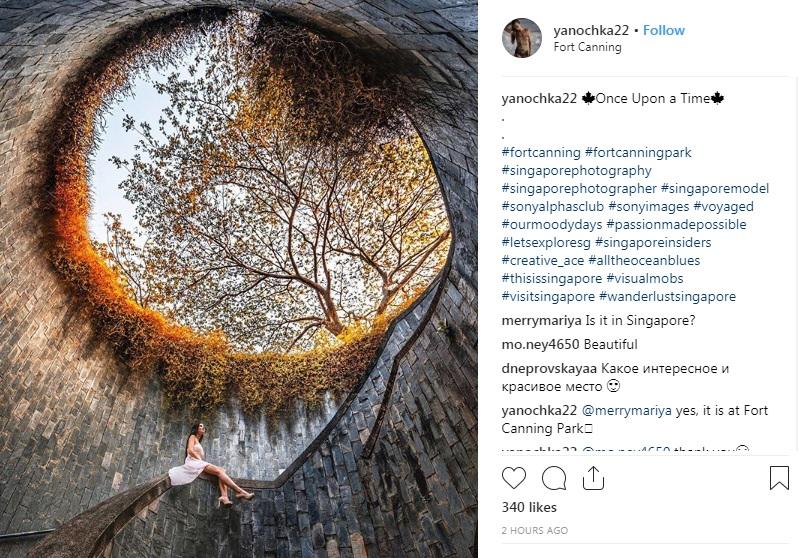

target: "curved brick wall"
[0,1,476,556]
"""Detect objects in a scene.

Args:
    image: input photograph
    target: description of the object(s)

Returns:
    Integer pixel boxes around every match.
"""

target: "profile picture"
[503,18,542,58]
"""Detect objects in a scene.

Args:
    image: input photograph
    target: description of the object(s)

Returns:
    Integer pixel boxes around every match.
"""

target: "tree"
[100,17,449,352]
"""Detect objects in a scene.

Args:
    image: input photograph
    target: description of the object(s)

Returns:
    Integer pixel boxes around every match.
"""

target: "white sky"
[88,75,166,242]
[87,40,208,243]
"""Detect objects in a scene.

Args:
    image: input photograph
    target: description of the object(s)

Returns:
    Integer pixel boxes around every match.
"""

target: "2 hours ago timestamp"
[501,503,568,538]
[501,525,569,536]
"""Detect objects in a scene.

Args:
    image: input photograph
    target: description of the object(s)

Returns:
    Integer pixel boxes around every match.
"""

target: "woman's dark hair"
[184,422,204,458]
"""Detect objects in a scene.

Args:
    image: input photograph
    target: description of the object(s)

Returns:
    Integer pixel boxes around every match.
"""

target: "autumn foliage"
[50,9,445,412]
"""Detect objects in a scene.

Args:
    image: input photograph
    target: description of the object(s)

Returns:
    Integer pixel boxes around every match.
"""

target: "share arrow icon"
[583,466,605,491]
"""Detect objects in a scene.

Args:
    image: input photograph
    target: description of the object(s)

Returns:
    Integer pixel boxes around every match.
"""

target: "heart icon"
[502,466,527,489]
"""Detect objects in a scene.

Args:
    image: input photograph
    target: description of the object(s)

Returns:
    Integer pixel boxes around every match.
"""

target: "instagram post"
[1,1,796,557]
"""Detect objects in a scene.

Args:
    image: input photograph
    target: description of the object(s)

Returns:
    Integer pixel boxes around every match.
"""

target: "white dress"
[168,440,209,486]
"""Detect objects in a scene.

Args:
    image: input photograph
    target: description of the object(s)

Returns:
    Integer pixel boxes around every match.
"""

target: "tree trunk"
[324,318,344,336]
[374,288,394,317]
[321,291,345,336]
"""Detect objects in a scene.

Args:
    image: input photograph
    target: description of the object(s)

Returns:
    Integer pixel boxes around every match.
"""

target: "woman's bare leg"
[217,475,227,499]
[204,464,247,495]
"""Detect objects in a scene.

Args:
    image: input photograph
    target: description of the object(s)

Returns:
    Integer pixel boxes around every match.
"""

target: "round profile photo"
[503,19,542,58]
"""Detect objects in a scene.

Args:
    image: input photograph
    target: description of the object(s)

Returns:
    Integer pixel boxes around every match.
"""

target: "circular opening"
[51,9,450,412]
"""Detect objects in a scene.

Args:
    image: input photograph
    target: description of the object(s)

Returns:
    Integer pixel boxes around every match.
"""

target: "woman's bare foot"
[235,490,255,501]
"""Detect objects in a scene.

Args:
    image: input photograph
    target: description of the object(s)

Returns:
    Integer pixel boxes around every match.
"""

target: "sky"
[88,23,243,244]
[87,38,209,244]
[88,75,167,243]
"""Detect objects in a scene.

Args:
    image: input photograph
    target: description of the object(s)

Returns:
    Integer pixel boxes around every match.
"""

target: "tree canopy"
[96,16,450,353]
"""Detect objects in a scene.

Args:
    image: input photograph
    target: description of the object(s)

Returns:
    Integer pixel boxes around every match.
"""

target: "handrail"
[0,529,54,540]
[362,243,454,458]
[252,270,447,489]
[27,476,171,558]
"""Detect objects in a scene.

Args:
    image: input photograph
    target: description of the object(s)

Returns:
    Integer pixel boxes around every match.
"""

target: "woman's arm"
[187,435,202,460]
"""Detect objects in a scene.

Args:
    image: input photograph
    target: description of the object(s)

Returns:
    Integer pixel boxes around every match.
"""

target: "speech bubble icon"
[542,466,567,490]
